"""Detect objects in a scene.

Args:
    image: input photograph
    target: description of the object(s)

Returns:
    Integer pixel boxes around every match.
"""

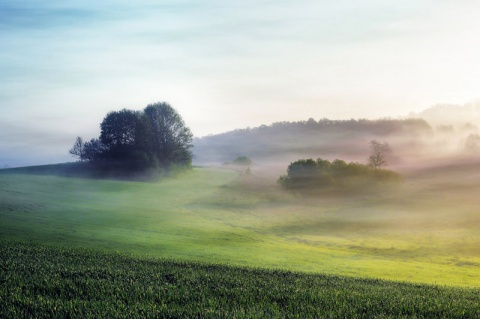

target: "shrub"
[278,158,401,191]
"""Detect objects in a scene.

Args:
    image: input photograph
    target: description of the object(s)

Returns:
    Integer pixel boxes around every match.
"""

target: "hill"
[409,102,480,128]
[193,118,432,166]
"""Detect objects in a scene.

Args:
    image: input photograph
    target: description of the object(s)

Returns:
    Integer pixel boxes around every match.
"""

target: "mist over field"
[3,102,480,288]
[2,1,480,316]
[193,103,480,174]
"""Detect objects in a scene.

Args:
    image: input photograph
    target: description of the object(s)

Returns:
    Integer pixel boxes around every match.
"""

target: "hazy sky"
[2,0,480,166]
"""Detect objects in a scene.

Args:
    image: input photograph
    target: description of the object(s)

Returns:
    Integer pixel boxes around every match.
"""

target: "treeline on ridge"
[193,118,431,164]
[278,158,401,191]
[69,102,193,176]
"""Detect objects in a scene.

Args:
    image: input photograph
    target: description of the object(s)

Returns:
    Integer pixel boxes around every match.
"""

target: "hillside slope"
[193,118,432,166]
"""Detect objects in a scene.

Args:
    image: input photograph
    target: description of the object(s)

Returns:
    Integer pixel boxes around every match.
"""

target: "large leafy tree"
[143,102,193,168]
[99,109,142,167]
[82,138,106,162]
[69,102,193,172]
[100,109,140,148]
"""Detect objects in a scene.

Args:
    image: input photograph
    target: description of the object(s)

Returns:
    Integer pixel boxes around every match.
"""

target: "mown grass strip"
[1,241,479,318]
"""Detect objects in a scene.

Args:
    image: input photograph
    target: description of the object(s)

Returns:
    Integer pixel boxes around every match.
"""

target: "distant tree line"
[193,118,431,164]
[69,102,193,175]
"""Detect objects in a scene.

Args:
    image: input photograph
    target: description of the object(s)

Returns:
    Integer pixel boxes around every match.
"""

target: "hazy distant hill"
[409,102,480,129]
[193,118,432,165]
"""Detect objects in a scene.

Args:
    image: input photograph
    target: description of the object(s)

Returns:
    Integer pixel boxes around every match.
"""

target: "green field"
[2,241,479,318]
[1,165,480,287]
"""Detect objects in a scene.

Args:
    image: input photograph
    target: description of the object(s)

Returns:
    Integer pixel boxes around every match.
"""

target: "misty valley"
[5,0,480,315]
[2,106,480,317]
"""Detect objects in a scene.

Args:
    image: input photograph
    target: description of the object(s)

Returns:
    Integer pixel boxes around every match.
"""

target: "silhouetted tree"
[82,138,106,162]
[69,137,85,161]
[98,109,144,168]
[68,102,193,173]
[100,109,140,148]
[143,102,193,168]
[368,140,391,169]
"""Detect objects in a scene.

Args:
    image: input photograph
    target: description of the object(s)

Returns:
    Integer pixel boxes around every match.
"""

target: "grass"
[2,241,479,318]
[1,166,480,287]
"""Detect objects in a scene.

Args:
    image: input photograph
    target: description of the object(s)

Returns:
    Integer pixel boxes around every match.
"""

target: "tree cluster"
[69,102,193,173]
[278,158,400,191]
[231,156,252,166]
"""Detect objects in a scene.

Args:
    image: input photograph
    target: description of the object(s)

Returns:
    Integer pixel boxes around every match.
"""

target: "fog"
[213,137,480,271]
[191,103,480,267]
[193,104,480,177]
[3,102,480,286]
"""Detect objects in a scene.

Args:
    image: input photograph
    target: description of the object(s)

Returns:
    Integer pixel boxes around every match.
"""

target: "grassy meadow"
[2,241,479,318]
[1,164,480,288]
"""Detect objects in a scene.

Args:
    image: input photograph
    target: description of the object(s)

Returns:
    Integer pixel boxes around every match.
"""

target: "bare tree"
[368,140,391,169]
[69,136,85,161]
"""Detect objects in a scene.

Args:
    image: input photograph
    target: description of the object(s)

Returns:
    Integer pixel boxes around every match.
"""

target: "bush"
[232,156,252,166]
[278,158,401,191]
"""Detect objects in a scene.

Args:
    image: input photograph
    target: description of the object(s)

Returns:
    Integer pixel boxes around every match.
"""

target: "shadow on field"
[0,162,163,182]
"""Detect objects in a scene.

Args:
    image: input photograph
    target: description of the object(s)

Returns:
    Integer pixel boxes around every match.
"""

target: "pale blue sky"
[1,0,480,166]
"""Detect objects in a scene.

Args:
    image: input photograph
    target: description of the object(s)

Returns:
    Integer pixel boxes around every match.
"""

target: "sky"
[1,0,480,167]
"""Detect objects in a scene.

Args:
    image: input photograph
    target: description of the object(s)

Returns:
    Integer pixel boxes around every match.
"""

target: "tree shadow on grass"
[0,162,164,182]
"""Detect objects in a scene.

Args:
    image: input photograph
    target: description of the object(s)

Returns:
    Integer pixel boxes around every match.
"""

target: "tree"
[331,159,348,176]
[69,102,193,172]
[100,109,140,148]
[368,140,391,169]
[69,136,85,161]
[82,138,106,162]
[278,157,401,191]
[99,109,143,167]
[143,102,193,168]
[465,133,480,152]
[283,159,319,188]
[232,156,252,166]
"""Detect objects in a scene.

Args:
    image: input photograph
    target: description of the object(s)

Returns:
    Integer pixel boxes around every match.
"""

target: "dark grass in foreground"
[1,242,479,319]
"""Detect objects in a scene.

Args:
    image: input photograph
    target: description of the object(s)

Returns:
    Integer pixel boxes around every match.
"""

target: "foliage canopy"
[278,158,400,191]
[232,156,252,166]
[69,102,193,174]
